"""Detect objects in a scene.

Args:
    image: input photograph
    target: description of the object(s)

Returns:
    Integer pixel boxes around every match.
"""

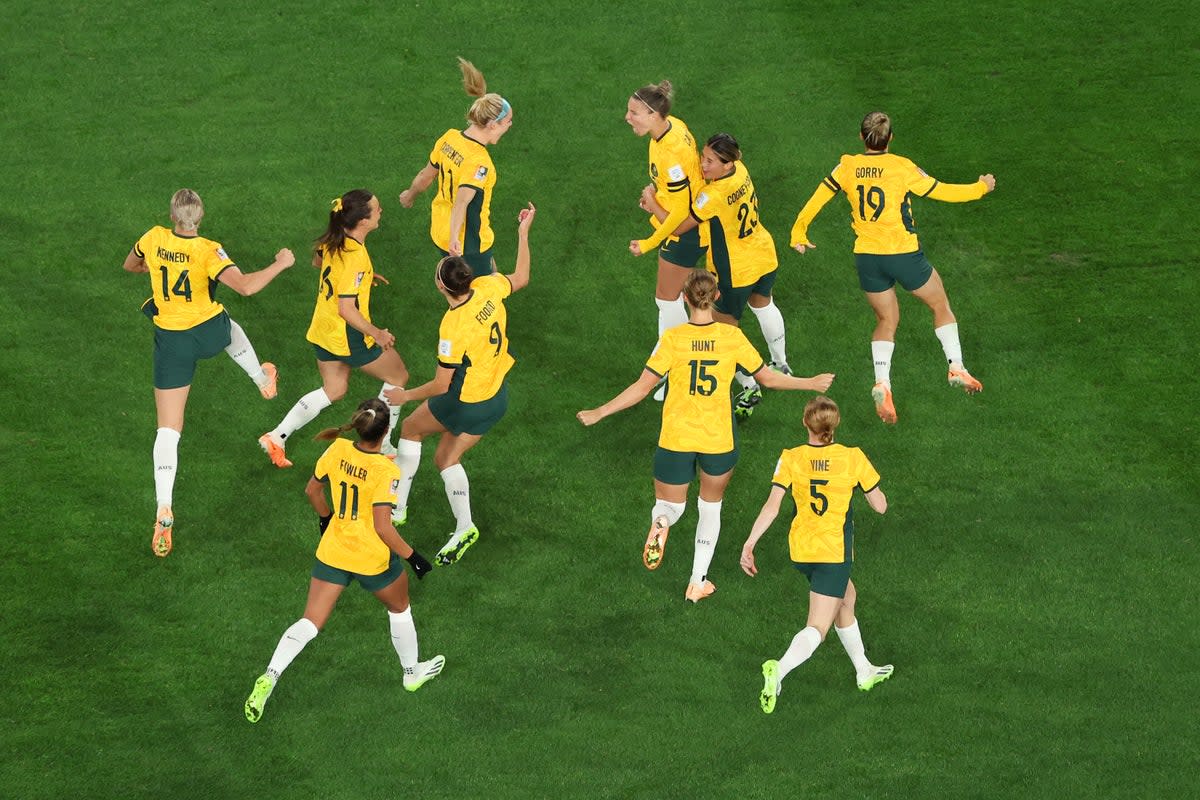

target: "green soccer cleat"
[244,673,276,723]
[734,385,762,421]
[403,655,446,692]
[857,664,894,692]
[391,505,407,526]
[760,660,781,714]
[435,526,479,566]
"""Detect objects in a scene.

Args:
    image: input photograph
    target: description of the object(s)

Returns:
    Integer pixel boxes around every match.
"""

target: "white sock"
[778,626,823,680]
[395,439,422,510]
[651,499,686,527]
[655,295,688,336]
[225,319,268,387]
[934,323,964,368]
[272,388,333,442]
[835,618,871,676]
[735,370,759,391]
[378,383,403,448]
[691,498,722,585]
[750,300,787,367]
[266,617,319,679]
[388,608,418,671]
[153,427,180,508]
[871,340,895,386]
[441,464,473,533]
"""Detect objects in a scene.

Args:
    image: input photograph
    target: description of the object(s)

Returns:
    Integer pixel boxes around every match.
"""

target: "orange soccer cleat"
[684,580,716,603]
[948,367,983,395]
[643,515,670,570]
[259,362,279,400]
[258,432,292,468]
[871,382,897,425]
[152,506,174,557]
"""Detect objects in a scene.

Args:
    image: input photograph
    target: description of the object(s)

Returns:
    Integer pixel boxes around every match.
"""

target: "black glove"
[406,550,433,579]
[318,513,332,535]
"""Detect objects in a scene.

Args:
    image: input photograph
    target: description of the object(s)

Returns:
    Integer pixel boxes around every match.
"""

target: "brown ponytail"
[314,398,390,443]
[315,189,375,255]
[803,396,841,444]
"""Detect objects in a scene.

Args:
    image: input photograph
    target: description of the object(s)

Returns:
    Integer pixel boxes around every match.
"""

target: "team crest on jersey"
[694,192,710,209]
[438,338,453,357]
[474,165,489,181]
[668,164,685,182]
[216,247,229,261]
[354,272,365,287]
[650,163,659,179]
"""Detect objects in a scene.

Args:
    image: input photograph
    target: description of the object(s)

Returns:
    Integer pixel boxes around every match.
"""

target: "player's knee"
[323,383,348,403]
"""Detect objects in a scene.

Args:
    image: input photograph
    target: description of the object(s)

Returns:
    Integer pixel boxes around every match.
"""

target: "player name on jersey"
[439,141,465,167]
[855,167,885,179]
[691,339,716,351]
[726,176,752,205]
[474,299,496,325]
[156,247,190,263]
[339,458,368,480]
[810,459,830,471]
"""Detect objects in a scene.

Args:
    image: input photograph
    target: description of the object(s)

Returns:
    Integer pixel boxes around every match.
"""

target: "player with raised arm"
[790,111,996,424]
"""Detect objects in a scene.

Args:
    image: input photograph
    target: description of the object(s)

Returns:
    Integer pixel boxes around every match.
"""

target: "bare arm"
[122,247,148,273]
[337,295,394,350]
[217,248,295,297]
[386,364,454,406]
[864,485,887,514]
[399,164,438,208]
[741,485,787,577]
[755,366,835,393]
[373,505,416,559]
[506,203,536,293]
[577,369,660,426]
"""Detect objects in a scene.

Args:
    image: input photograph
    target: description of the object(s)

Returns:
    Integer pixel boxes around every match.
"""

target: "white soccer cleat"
[403,655,446,692]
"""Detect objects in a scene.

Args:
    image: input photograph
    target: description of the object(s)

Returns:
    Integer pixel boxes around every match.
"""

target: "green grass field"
[3,1,1197,797]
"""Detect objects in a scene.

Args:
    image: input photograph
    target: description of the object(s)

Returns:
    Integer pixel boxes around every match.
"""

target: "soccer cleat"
[152,506,174,558]
[684,580,716,603]
[871,382,897,425]
[734,385,763,421]
[643,515,670,570]
[760,660,781,714]
[947,367,983,395]
[258,432,292,468]
[857,663,894,692]
[435,526,479,566]
[244,673,276,722]
[259,362,278,400]
[403,655,446,692]
[391,506,407,526]
[769,361,792,376]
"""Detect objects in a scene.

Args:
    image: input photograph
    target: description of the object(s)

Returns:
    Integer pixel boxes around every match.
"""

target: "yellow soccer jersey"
[135,226,234,330]
[645,322,765,453]
[314,438,402,575]
[437,273,514,403]
[639,116,705,252]
[692,161,778,287]
[791,152,987,255]
[772,443,880,563]
[428,129,497,254]
[305,238,376,356]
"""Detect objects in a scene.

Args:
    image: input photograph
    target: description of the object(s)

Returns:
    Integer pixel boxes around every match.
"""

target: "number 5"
[809,479,829,516]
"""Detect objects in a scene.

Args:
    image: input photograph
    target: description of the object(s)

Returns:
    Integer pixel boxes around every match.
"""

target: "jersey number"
[438,163,455,201]
[736,191,760,238]
[809,479,829,516]
[320,266,334,300]
[688,359,718,396]
[158,267,193,302]
[336,481,360,521]
[488,321,503,356]
[856,186,885,221]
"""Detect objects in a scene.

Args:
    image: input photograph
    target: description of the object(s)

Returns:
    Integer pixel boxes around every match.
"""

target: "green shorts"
[714,270,777,321]
[437,247,496,276]
[855,250,934,293]
[658,227,708,268]
[152,311,232,390]
[793,559,852,599]
[312,551,404,592]
[312,325,383,368]
[653,446,738,485]
[429,381,509,436]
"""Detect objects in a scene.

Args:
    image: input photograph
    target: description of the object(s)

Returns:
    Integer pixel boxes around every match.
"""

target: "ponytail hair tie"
[331,197,344,213]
